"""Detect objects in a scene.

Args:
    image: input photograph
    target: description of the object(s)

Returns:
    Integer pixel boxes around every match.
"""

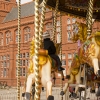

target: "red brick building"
[0,0,100,87]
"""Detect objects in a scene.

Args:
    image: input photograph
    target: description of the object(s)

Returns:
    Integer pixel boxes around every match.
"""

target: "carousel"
[16,0,100,100]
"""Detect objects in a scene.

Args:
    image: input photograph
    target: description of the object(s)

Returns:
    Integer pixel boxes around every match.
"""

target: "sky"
[16,0,32,4]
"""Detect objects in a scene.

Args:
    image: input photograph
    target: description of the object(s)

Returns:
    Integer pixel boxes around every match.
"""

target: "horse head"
[72,22,87,43]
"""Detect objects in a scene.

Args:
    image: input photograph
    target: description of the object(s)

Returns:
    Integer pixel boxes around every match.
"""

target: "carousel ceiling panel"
[45,0,100,20]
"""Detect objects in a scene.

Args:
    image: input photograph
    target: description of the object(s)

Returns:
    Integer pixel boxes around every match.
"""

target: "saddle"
[28,49,57,73]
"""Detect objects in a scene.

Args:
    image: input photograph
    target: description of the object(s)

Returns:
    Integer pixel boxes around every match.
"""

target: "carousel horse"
[72,22,100,76]
[60,52,96,99]
[60,48,85,98]
[60,21,100,98]
[24,40,64,100]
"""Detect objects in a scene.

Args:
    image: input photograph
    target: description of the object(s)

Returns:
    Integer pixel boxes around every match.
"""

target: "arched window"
[67,31,71,42]
[0,33,3,46]
[15,30,18,43]
[24,27,30,42]
[72,18,76,23]
[57,33,61,43]
[15,30,21,43]
[67,18,71,24]
[5,31,11,45]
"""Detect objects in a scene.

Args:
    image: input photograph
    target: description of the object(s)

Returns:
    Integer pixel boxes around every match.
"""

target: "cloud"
[16,0,32,4]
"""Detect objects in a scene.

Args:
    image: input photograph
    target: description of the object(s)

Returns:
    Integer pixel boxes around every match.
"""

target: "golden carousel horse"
[72,22,100,76]
[23,40,64,100]
[60,22,100,98]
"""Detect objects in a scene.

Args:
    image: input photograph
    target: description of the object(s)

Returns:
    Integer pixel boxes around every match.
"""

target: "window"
[56,27,60,32]
[7,55,10,60]
[6,31,11,44]
[20,60,22,66]
[3,69,7,77]
[72,18,76,23]
[7,61,9,67]
[23,60,25,66]
[68,60,72,66]
[67,25,71,30]
[57,20,60,26]
[20,68,26,76]
[26,52,29,58]
[26,60,29,66]
[23,68,26,76]
[62,54,66,59]
[67,31,71,41]
[23,53,25,58]
[57,33,61,43]
[3,62,7,67]
[0,33,3,46]
[24,27,31,42]
[20,54,22,58]
[68,53,72,59]
[20,68,22,76]
[1,62,3,67]
[4,56,6,60]
[67,18,71,24]
[62,60,66,66]
[45,22,52,29]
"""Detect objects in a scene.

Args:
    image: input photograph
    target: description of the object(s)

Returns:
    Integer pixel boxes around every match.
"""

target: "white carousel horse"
[60,48,96,98]
[60,49,84,98]
[24,40,64,100]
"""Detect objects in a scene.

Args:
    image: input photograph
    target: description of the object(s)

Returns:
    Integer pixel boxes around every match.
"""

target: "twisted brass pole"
[52,0,59,42]
[17,0,21,100]
[60,13,63,100]
[34,0,40,100]
[85,0,94,100]
[39,0,47,48]
[86,0,94,38]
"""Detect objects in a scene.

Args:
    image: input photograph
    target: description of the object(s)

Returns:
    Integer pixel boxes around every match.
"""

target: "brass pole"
[39,0,47,48]
[17,0,21,100]
[52,0,59,42]
[86,0,94,38]
[34,0,40,100]
[85,0,94,100]
[60,13,63,100]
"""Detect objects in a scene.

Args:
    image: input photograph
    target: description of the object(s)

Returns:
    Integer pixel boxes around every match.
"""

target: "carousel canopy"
[44,0,100,20]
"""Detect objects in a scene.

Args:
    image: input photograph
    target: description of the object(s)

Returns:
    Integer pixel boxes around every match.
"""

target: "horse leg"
[74,71,81,98]
[41,60,53,99]
[92,58,100,76]
[46,80,52,97]
[25,73,35,100]
[66,67,71,79]
[60,74,74,95]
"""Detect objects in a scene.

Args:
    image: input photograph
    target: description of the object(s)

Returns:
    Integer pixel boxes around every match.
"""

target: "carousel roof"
[45,0,100,20]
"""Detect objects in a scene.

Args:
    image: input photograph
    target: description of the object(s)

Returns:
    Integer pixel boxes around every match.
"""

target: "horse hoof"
[60,91,65,96]
[62,78,64,81]
[90,89,95,93]
[78,87,85,92]
[96,87,100,96]
[72,93,77,99]
[25,92,31,100]
[97,70,100,76]
[66,75,70,79]
[47,95,54,100]
[22,93,25,97]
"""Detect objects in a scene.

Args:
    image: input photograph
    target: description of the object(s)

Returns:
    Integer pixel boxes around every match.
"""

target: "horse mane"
[72,22,87,43]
